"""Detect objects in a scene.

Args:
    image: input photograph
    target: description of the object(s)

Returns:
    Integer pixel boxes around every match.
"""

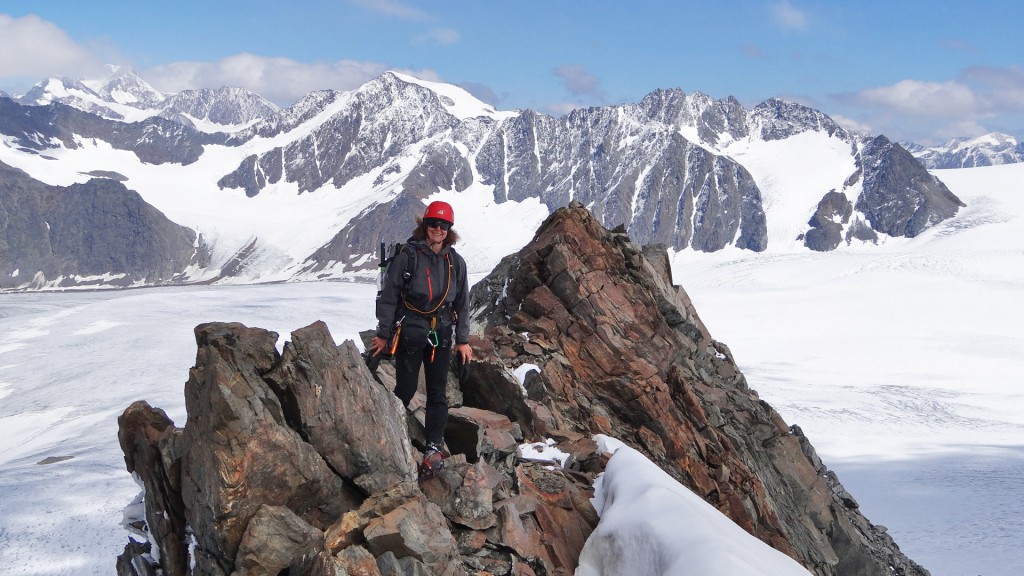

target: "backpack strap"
[399,243,416,298]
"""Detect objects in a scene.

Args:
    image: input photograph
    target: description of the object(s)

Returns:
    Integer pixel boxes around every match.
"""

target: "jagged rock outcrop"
[466,202,929,576]
[856,136,965,238]
[802,190,855,251]
[118,320,598,576]
[117,203,929,576]
[0,160,209,290]
[751,98,852,141]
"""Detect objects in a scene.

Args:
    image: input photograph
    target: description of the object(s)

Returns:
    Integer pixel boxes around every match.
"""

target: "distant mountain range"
[16,67,278,129]
[902,133,1024,169]
[1,68,970,290]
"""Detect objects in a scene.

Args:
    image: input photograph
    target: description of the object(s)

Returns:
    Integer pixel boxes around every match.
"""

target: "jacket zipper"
[427,267,433,302]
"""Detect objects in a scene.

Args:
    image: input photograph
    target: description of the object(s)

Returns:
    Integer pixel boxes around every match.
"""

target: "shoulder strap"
[447,248,461,282]
[400,243,416,296]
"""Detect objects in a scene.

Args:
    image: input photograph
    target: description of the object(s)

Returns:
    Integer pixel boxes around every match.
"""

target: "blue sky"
[1,0,1022,144]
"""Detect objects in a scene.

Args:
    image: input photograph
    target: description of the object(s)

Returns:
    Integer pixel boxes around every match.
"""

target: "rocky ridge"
[1,70,966,290]
[0,160,209,290]
[906,132,1024,169]
[116,203,929,575]
[17,69,278,128]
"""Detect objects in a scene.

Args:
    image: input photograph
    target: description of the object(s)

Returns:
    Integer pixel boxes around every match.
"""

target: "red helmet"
[424,201,454,224]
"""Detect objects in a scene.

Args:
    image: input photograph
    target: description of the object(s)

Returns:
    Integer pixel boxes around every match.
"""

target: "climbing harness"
[402,251,453,363]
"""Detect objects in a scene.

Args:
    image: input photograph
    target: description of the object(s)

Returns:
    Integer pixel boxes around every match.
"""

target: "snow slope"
[577,437,812,576]
[672,163,1024,574]
[723,130,859,249]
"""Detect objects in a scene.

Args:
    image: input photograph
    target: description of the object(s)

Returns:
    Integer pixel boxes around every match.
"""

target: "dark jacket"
[375,239,470,344]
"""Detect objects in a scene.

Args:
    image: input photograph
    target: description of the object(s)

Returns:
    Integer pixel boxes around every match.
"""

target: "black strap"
[400,244,416,297]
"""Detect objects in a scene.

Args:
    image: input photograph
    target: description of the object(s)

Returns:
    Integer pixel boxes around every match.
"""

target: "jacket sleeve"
[453,252,471,344]
[374,248,409,340]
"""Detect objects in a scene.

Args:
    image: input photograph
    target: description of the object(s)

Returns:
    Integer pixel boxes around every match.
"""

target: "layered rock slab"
[465,201,929,576]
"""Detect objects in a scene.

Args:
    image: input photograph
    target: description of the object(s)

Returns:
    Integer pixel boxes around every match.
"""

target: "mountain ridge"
[1,70,965,291]
[905,132,1024,169]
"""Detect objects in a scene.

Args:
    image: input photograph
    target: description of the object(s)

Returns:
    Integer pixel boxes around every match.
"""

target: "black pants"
[393,321,451,447]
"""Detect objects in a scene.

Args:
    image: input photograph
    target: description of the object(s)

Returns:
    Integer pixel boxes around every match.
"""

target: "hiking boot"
[418,443,446,480]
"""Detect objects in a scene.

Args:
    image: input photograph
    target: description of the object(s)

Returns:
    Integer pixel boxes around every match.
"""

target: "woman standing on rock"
[368,200,473,478]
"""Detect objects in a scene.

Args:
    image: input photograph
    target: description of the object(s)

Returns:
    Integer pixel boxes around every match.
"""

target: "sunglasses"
[424,218,452,231]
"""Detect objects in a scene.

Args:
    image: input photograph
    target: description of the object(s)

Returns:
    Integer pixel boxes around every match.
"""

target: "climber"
[368,200,473,479]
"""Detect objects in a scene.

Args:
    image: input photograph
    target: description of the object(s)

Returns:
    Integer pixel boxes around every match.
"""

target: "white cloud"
[829,114,873,135]
[0,14,449,107]
[553,64,605,100]
[962,65,1024,111]
[836,67,1024,123]
[845,79,979,117]
[141,54,441,106]
[933,119,992,142]
[0,14,112,80]
[771,0,808,31]
[829,67,1024,144]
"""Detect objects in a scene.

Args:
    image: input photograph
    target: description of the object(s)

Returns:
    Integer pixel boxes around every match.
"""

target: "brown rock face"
[465,202,929,576]
[264,321,417,495]
[118,320,597,576]
[179,323,360,576]
[117,202,927,576]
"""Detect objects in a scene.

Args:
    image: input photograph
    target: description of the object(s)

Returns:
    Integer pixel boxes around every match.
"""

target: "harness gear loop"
[427,317,440,362]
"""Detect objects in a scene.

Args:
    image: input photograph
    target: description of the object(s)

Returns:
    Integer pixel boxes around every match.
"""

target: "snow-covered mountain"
[16,67,278,129]
[1,71,964,291]
[905,132,1024,169]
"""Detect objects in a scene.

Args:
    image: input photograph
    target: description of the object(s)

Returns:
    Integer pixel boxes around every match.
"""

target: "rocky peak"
[229,89,348,142]
[751,98,851,141]
[117,203,929,575]
[217,70,461,197]
[96,68,166,109]
[159,86,280,128]
[18,76,97,105]
[856,135,966,237]
[637,87,749,147]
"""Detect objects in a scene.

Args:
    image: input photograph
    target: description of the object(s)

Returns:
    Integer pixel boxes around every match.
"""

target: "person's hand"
[454,343,473,364]
[369,336,388,357]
